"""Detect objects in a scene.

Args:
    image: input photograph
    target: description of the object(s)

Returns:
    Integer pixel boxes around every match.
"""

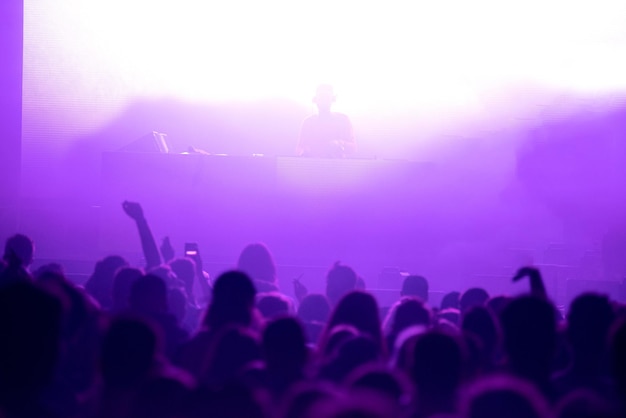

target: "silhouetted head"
[298,293,331,323]
[313,84,336,114]
[567,293,615,361]
[392,326,426,371]
[486,295,513,316]
[384,297,431,342]
[203,270,256,331]
[460,288,489,314]
[438,308,461,326]
[321,324,360,359]
[202,325,261,387]
[501,296,556,383]
[325,291,384,355]
[263,317,308,387]
[257,292,292,319]
[283,382,338,418]
[356,276,366,290]
[401,275,429,301]
[463,375,550,418]
[112,267,143,312]
[85,255,129,309]
[169,257,196,292]
[461,306,500,362]
[237,243,277,286]
[33,262,64,279]
[411,330,465,399]
[93,255,129,279]
[0,282,62,399]
[326,262,358,307]
[556,389,615,418]
[441,291,460,310]
[347,365,409,404]
[130,274,169,315]
[101,316,159,389]
[148,264,180,289]
[3,234,34,267]
[321,335,381,383]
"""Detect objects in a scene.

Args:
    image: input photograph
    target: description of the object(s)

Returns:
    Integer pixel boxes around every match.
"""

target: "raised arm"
[513,266,547,300]
[160,236,175,264]
[188,247,212,306]
[122,201,161,270]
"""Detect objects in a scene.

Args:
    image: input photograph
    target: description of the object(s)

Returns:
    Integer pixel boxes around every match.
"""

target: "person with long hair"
[319,291,385,357]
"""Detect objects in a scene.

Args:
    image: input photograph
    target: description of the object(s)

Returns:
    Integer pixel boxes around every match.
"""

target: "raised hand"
[513,266,541,282]
[189,247,211,306]
[122,201,161,269]
[160,236,175,263]
[122,201,144,221]
[191,249,204,275]
[293,276,308,303]
[513,266,547,299]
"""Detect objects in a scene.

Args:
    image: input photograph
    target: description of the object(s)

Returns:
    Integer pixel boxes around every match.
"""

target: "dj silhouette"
[296,85,356,158]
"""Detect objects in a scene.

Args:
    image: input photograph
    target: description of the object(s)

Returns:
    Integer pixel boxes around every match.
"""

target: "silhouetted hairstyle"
[201,325,261,387]
[567,292,615,363]
[322,291,385,355]
[319,335,380,383]
[500,295,556,394]
[257,292,292,319]
[203,270,256,331]
[463,375,550,418]
[112,266,143,312]
[411,330,465,399]
[347,364,409,404]
[326,262,357,306]
[401,275,429,301]
[3,233,34,267]
[263,316,308,394]
[383,297,431,350]
[298,293,331,323]
[460,287,489,314]
[85,255,129,310]
[556,389,615,418]
[441,291,460,310]
[237,243,277,289]
[461,305,500,366]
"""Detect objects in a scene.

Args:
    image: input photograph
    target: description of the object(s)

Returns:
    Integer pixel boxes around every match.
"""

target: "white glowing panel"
[22,0,626,196]
[25,0,626,115]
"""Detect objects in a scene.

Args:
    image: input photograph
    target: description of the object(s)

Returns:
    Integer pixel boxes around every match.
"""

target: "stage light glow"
[21,0,626,193]
[25,0,626,110]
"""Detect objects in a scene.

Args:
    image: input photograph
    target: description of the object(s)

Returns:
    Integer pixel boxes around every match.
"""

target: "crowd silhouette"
[0,201,625,418]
